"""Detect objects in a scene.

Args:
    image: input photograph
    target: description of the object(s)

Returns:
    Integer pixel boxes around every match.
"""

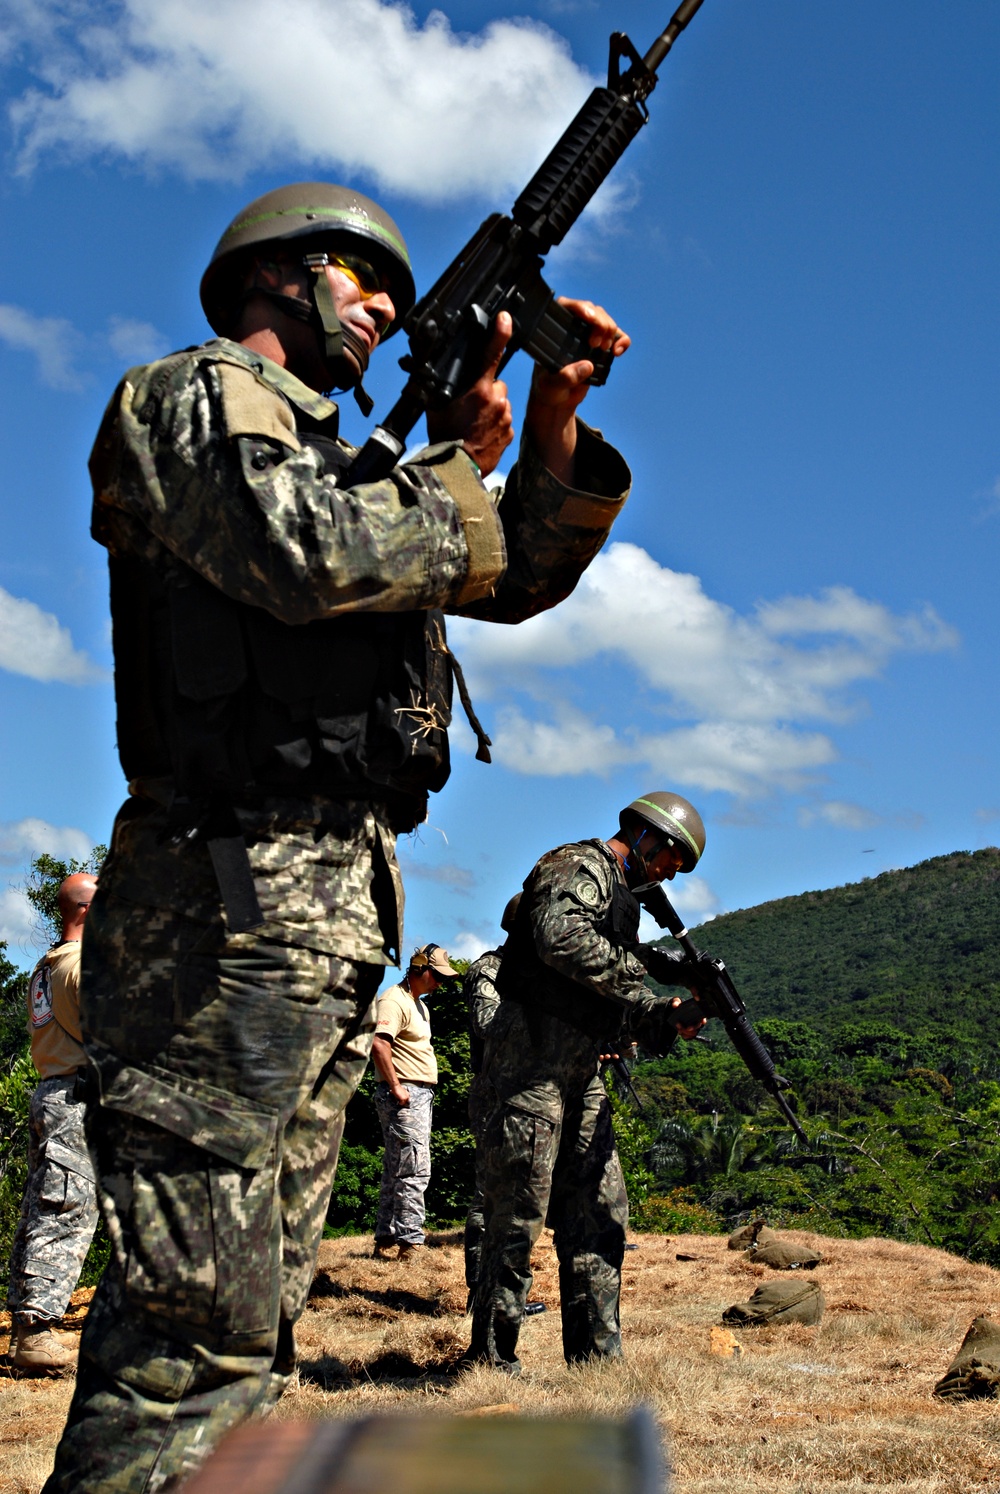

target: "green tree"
[0,943,33,1277]
[21,847,106,947]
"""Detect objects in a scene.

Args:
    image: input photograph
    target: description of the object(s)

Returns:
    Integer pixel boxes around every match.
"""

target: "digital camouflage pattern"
[91,340,632,630]
[45,825,381,1494]
[6,1077,98,1325]
[470,840,660,1370]
[47,332,631,1489]
[472,1072,628,1368]
[373,1082,435,1246]
[463,949,503,1291]
[466,948,504,1057]
[94,790,404,970]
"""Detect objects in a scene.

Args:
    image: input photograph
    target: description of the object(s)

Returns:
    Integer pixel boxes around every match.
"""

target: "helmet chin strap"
[304,255,375,417]
[623,828,674,891]
[249,266,375,417]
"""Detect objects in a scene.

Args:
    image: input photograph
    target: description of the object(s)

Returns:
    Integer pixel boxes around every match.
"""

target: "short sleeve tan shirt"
[28,941,86,1078]
[374,982,438,1085]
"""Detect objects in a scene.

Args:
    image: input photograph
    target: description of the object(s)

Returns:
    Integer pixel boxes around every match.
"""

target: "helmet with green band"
[200,182,415,338]
[200,183,415,410]
[620,791,705,873]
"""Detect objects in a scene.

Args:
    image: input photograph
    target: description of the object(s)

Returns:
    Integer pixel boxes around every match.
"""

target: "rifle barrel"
[644,0,708,73]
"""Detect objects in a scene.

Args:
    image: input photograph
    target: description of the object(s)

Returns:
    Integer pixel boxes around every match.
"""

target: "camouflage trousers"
[6,1075,98,1324]
[44,885,380,1494]
[470,1075,627,1368]
[463,1072,496,1292]
[373,1081,434,1246]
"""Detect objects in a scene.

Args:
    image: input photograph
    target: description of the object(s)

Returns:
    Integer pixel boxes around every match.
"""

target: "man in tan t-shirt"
[371,943,457,1260]
[6,874,99,1375]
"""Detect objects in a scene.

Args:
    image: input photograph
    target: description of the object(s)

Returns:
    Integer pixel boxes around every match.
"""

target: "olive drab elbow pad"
[410,444,507,606]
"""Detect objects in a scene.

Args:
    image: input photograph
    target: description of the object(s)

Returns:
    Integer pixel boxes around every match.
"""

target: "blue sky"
[0,0,996,968]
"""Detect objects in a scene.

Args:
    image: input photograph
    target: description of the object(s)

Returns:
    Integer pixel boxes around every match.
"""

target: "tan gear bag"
[749,1238,823,1270]
[934,1316,1000,1399]
[727,1218,775,1250]
[723,1279,825,1327]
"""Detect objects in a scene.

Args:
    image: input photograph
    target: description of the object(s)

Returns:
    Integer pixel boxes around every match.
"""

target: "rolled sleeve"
[459,418,631,624]
[92,350,504,626]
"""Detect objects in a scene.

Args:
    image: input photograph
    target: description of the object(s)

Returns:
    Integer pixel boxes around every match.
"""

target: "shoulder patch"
[217,362,301,452]
[29,964,54,1028]
[576,879,600,907]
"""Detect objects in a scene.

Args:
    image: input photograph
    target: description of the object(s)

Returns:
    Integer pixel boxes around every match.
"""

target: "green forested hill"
[677,847,1000,1058]
[632,847,1000,1264]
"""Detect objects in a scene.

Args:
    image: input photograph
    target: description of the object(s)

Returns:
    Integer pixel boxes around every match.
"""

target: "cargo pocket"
[98,1057,280,1342]
[37,1138,95,1219]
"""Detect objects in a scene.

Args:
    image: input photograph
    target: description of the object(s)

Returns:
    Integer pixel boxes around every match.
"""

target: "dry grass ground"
[3,1229,1000,1492]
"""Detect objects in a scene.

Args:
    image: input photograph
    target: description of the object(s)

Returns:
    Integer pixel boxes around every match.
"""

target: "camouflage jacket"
[465,947,503,1072]
[493,839,685,1059]
[88,341,630,965]
[482,841,693,1119]
[90,337,631,629]
[91,339,630,803]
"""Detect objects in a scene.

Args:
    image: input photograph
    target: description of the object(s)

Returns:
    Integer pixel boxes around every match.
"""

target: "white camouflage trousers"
[7,1075,98,1324]
[374,1081,434,1245]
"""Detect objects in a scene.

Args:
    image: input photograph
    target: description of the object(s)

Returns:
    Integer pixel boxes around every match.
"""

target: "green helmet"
[199,183,415,410]
[620,791,706,874]
[500,893,521,934]
[200,181,415,337]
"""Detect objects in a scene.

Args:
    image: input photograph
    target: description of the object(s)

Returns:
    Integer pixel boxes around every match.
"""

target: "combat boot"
[11,1320,75,1377]
[372,1238,396,1261]
[397,1243,424,1263]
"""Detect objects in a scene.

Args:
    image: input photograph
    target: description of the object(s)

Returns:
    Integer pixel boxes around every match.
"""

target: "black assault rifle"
[346,0,709,485]
[639,885,809,1146]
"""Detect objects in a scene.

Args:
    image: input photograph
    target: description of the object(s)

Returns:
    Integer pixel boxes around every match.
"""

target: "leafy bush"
[632,1188,723,1234]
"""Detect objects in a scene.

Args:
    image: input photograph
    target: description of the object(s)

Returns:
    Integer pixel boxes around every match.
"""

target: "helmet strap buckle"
[304,254,374,415]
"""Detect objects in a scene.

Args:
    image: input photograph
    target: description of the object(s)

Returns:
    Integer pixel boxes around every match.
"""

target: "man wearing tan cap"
[371,944,457,1260]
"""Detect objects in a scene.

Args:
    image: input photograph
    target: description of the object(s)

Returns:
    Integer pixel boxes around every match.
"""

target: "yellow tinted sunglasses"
[304,250,387,301]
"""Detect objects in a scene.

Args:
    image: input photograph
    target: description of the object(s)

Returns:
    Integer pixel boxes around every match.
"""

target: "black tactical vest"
[108,548,453,832]
[496,847,640,1041]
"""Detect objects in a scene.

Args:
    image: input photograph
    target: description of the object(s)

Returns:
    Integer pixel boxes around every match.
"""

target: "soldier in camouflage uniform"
[46,182,632,1491]
[7,875,99,1376]
[468,793,709,1373]
[463,895,519,1299]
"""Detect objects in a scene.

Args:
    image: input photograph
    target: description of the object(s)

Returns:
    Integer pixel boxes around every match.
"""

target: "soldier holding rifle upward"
[45,180,631,1493]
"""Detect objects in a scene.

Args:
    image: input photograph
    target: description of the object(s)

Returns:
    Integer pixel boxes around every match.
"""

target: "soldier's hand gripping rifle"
[639,885,809,1146]
[346,0,709,486]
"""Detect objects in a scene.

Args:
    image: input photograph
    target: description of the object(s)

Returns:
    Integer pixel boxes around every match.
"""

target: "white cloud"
[0,887,37,953]
[446,928,499,963]
[0,587,107,684]
[0,818,94,867]
[448,542,958,799]
[6,0,601,205]
[106,314,169,363]
[453,543,957,726]
[396,857,475,893]
[491,703,636,778]
[0,302,83,389]
[798,800,880,831]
